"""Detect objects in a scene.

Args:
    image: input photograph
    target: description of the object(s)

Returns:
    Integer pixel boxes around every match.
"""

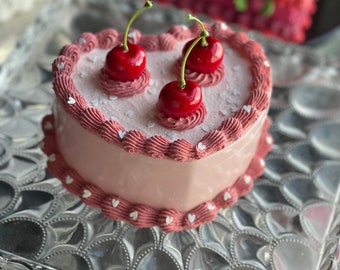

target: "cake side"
[52,100,268,211]
[42,113,272,231]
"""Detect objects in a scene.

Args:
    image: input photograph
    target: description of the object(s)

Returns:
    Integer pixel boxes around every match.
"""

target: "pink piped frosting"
[139,33,178,51]
[168,25,193,40]
[173,58,225,87]
[95,28,119,49]
[99,68,150,97]
[76,32,98,52]
[156,103,206,131]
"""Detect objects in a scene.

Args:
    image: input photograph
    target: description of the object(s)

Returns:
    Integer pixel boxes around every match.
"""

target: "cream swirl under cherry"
[100,1,152,96]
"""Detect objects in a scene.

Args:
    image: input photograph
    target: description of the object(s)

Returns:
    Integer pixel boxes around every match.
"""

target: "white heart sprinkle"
[219,109,229,116]
[148,88,157,95]
[78,37,86,44]
[243,105,252,113]
[201,125,210,133]
[79,71,88,78]
[99,98,107,105]
[112,198,120,208]
[82,189,91,198]
[224,192,231,201]
[166,132,176,141]
[219,91,228,99]
[207,203,215,210]
[188,213,196,223]
[109,95,118,101]
[56,62,64,70]
[147,121,155,128]
[232,88,240,96]
[44,121,53,130]
[264,60,270,67]
[65,175,73,184]
[260,159,266,167]
[118,130,126,139]
[125,110,135,118]
[48,154,56,162]
[110,116,118,121]
[67,97,76,105]
[128,31,136,38]
[232,65,241,72]
[130,211,138,220]
[91,99,99,106]
[197,142,206,151]
[165,216,173,225]
[244,175,251,184]
[266,135,273,144]
[87,55,97,63]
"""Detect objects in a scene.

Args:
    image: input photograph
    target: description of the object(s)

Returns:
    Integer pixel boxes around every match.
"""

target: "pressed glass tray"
[0,0,339,269]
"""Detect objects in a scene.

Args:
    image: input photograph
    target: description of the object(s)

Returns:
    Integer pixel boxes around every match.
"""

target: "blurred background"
[0,0,339,67]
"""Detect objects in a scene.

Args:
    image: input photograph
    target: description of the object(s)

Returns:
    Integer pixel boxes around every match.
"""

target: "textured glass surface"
[0,0,340,269]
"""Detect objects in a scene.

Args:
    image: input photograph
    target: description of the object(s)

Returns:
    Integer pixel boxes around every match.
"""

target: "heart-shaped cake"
[42,20,272,231]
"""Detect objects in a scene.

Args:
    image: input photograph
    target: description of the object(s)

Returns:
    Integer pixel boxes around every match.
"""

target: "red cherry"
[104,43,146,82]
[102,1,152,82]
[158,80,202,118]
[183,36,224,74]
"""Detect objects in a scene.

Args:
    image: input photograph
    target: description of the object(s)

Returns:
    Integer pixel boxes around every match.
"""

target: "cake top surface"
[52,22,272,161]
[71,39,251,144]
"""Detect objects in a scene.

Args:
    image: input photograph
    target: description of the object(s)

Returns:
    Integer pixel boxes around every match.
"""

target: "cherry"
[103,1,152,82]
[158,80,202,118]
[158,28,207,119]
[182,15,224,74]
[183,36,224,74]
[104,43,146,81]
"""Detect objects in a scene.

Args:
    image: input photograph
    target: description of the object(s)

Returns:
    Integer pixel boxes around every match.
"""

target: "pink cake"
[42,21,272,231]
[159,0,318,43]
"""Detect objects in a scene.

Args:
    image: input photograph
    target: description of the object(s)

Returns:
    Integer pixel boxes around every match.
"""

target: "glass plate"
[0,0,339,269]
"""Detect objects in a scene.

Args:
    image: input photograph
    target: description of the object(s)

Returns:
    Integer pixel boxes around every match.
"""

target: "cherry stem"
[233,0,248,12]
[179,30,209,88]
[187,14,208,46]
[261,0,275,16]
[123,1,153,51]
